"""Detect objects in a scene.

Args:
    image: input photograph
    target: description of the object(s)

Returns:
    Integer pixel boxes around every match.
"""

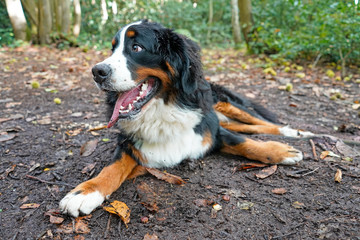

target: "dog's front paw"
[262,141,303,165]
[279,126,314,138]
[60,189,105,217]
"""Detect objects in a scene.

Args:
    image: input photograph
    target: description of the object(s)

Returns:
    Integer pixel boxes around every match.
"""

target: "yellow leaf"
[284,67,290,72]
[44,168,51,171]
[103,200,131,227]
[326,69,335,78]
[263,67,276,76]
[295,72,305,78]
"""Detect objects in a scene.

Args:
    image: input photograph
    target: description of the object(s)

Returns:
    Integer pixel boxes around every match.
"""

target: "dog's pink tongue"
[107,88,140,128]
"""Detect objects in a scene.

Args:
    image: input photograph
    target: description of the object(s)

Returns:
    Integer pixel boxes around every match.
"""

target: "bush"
[250,0,360,65]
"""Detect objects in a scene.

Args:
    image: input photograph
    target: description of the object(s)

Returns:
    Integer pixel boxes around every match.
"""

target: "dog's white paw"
[279,149,303,165]
[59,190,104,217]
[279,126,314,138]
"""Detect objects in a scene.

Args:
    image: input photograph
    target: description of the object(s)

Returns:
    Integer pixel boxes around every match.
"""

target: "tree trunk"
[5,0,27,40]
[73,0,81,37]
[60,0,71,34]
[101,0,108,26]
[231,0,242,47]
[238,0,253,47]
[38,0,52,44]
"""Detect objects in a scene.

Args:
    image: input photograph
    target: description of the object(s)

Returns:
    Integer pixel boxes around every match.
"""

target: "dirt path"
[0,47,359,239]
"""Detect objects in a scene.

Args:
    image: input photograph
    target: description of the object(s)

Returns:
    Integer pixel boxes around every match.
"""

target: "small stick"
[88,125,107,132]
[302,167,319,177]
[104,214,112,238]
[309,139,318,161]
[25,175,75,187]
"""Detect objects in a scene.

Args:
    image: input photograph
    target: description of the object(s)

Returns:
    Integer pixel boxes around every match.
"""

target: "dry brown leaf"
[136,182,159,212]
[103,200,131,227]
[80,139,98,157]
[146,167,185,185]
[237,163,268,171]
[81,163,96,174]
[75,216,91,234]
[49,215,64,224]
[37,117,52,125]
[66,128,82,136]
[255,165,278,179]
[271,188,287,195]
[143,233,159,240]
[334,169,342,183]
[193,199,213,207]
[0,133,16,142]
[20,203,40,209]
[88,125,107,131]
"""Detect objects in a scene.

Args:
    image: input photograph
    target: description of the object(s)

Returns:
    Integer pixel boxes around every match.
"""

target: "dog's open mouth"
[107,78,160,128]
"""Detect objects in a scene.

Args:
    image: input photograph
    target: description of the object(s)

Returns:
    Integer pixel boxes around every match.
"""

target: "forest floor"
[0,46,359,240]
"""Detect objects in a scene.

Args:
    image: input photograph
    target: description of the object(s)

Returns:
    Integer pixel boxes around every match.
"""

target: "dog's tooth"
[120,106,124,110]
[141,83,148,91]
[128,104,132,110]
[136,96,141,100]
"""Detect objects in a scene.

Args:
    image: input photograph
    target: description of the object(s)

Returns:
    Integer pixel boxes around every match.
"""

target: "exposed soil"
[0,46,359,240]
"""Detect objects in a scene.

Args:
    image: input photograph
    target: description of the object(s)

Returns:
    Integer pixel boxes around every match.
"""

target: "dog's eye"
[132,44,143,52]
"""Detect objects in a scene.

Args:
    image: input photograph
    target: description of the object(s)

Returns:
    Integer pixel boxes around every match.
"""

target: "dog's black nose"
[92,63,112,84]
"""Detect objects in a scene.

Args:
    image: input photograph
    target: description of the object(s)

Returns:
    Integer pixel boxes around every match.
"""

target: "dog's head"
[92,20,202,128]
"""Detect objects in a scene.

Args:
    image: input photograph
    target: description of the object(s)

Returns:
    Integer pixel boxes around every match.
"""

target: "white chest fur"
[119,99,211,168]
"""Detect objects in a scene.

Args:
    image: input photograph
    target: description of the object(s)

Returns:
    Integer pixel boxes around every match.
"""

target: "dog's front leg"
[60,153,138,217]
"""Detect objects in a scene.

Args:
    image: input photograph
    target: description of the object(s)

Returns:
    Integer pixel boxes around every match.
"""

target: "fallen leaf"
[81,163,96,174]
[66,128,82,136]
[193,199,213,207]
[0,133,16,142]
[88,125,107,131]
[38,117,51,125]
[80,139,98,157]
[237,163,268,171]
[143,233,159,240]
[255,165,277,179]
[292,201,305,209]
[271,188,287,195]
[237,201,254,210]
[136,182,159,212]
[103,201,130,227]
[0,118,11,123]
[75,216,91,234]
[320,150,340,159]
[20,203,40,209]
[336,140,360,158]
[146,167,185,185]
[334,169,342,183]
[49,215,64,224]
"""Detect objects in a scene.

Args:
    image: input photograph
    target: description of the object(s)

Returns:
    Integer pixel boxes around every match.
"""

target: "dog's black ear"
[158,29,199,95]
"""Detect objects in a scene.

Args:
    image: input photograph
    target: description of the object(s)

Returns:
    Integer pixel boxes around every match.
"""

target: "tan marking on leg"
[127,165,148,180]
[220,122,281,135]
[221,138,300,164]
[74,154,138,196]
[130,145,148,164]
[201,130,213,147]
[214,102,275,126]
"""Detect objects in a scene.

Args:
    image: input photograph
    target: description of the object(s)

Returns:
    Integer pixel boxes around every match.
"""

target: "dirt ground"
[0,46,359,240]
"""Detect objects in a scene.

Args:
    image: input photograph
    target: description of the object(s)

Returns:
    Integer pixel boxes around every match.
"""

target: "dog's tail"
[210,83,279,124]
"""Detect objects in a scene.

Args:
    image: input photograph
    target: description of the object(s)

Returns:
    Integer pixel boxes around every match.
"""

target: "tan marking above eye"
[111,38,116,46]
[126,30,136,38]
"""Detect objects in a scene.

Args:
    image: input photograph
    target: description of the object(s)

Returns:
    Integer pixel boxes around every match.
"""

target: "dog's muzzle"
[92,63,112,84]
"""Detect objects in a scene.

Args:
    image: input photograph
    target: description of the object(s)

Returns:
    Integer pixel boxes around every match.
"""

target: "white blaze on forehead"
[96,21,142,92]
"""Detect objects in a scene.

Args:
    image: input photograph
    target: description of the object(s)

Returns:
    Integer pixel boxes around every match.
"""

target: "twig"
[104,214,112,239]
[88,125,107,132]
[309,139,318,161]
[302,167,319,177]
[313,53,322,67]
[25,175,75,187]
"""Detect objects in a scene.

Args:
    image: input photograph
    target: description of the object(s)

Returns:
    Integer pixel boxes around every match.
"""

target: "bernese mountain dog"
[60,20,313,217]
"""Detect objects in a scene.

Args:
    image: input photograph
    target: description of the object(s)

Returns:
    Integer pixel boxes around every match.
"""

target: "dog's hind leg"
[219,127,303,165]
[59,153,138,217]
[214,101,313,137]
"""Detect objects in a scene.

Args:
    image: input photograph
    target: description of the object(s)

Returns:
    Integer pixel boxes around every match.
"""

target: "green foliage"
[79,0,232,49]
[0,0,15,46]
[251,0,360,65]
